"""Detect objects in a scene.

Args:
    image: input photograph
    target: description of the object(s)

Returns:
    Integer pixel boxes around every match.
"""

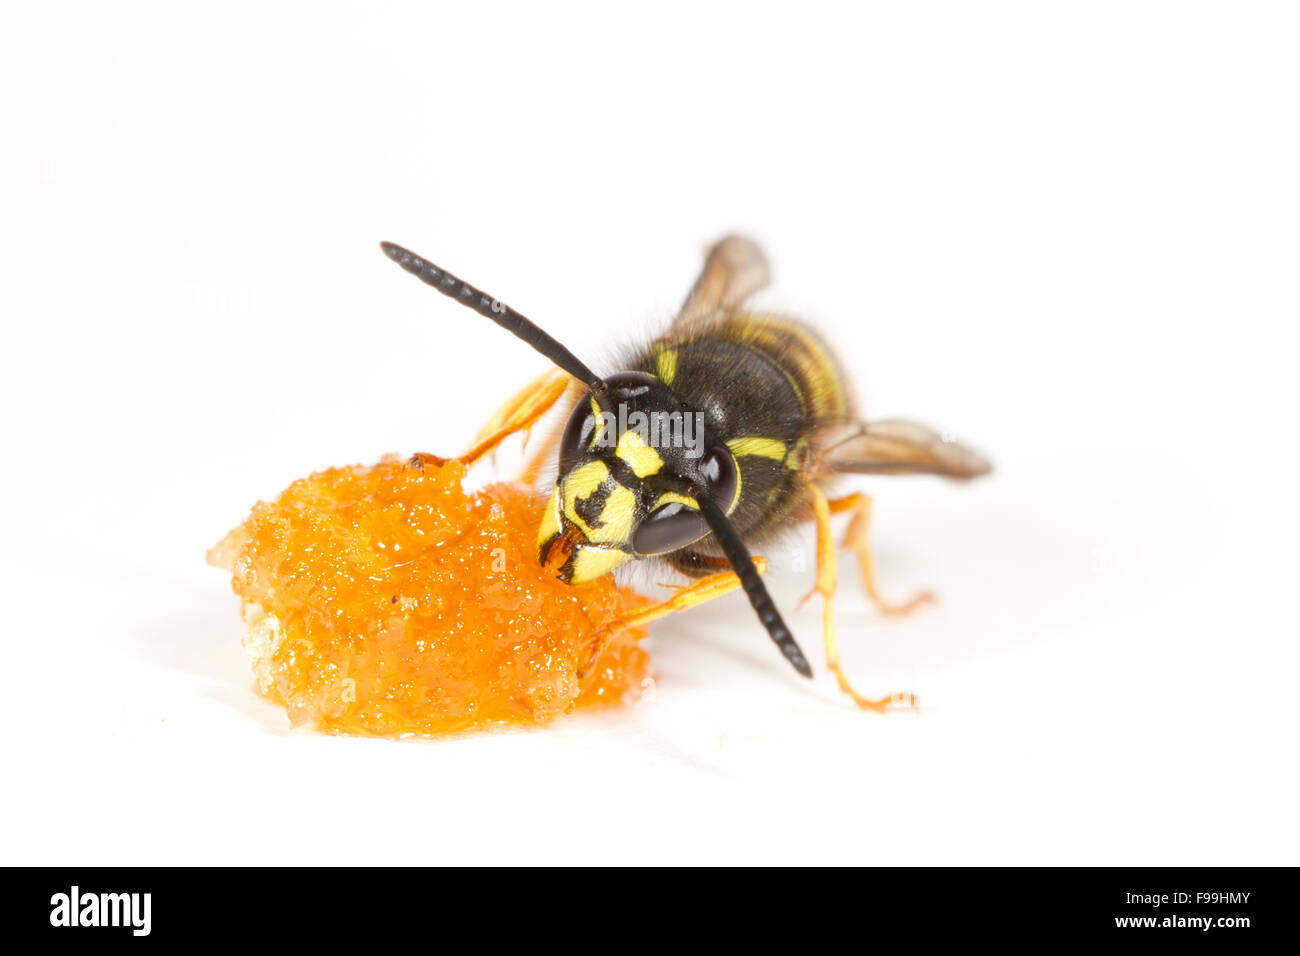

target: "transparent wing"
[672,235,770,332]
[819,420,993,480]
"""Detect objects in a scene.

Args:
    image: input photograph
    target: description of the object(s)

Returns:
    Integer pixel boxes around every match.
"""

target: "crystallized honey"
[208,454,653,736]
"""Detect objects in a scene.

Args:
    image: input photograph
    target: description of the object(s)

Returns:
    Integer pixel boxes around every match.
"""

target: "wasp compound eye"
[558,402,598,473]
[632,500,710,555]
[698,446,738,513]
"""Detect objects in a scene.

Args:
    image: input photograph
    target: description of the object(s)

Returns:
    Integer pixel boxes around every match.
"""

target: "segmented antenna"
[380,242,607,392]
[693,489,813,678]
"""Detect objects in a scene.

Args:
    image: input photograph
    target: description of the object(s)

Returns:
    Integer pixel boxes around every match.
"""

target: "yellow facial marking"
[569,546,632,583]
[536,485,561,549]
[560,460,637,545]
[616,429,664,478]
[589,397,605,448]
[564,459,609,500]
[653,491,698,511]
[562,460,610,536]
[727,437,787,461]
[656,347,679,386]
[585,483,637,544]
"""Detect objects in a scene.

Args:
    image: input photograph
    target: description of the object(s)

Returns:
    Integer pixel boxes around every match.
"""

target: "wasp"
[381,236,991,711]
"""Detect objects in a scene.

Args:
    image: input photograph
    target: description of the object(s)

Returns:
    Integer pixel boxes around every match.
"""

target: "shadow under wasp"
[381,236,991,711]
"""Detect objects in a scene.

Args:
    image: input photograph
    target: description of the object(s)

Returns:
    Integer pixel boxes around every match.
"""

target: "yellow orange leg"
[804,486,917,713]
[519,419,563,487]
[577,558,767,677]
[518,378,584,484]
[458,369,571,466]
[826,491,934,616]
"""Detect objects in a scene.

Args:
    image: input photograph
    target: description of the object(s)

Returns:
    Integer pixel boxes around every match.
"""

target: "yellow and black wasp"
[381,236,991,711]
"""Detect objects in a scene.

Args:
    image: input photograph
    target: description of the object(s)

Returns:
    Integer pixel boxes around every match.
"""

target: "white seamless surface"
[1,1,1295,865]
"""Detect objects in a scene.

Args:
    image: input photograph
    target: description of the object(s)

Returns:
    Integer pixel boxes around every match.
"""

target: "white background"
[2,2,1296,865]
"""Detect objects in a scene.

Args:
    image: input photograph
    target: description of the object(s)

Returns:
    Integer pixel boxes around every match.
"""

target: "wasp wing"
[672,235,770,332]
[819,420,992,480]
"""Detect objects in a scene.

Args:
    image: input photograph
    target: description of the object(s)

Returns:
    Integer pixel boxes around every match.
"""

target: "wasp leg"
[825,491,934,616]
[662,549,735,578]
[458,369,572,466]
[576,558,767,678]
[803,486,918,713]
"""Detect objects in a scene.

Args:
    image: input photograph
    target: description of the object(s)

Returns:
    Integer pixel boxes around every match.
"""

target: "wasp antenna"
[380,241,607,392]
[692,490,813,678]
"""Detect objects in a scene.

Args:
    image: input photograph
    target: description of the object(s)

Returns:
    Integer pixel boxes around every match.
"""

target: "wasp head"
[536,371,739,583]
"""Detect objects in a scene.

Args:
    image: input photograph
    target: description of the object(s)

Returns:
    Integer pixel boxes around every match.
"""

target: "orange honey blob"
[208,454,653,736]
